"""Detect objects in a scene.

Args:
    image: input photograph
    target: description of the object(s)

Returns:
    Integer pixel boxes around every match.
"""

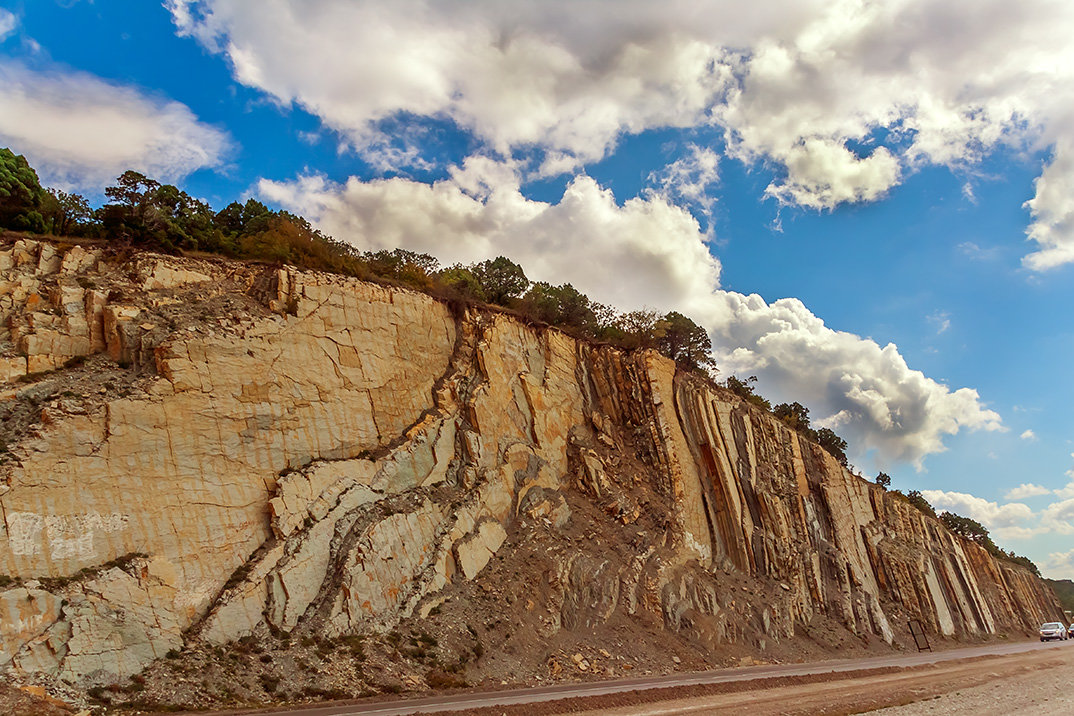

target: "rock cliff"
[0,237,1064,694]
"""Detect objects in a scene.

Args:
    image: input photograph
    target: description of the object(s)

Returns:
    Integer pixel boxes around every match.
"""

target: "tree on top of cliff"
[875,472,892,489]
[0,147,49,233]
[47,189,94,237]
[437,264,487,301]
[773,401,851,467]
[238,213,366,276]
[654,311,716,370]
[939,511,991,544]
[814,427,848,467]
[214,198,273,238]
[1000,550,1041,576]
[471,256,529,305]
[905,489,937,518]
[724,375,772,411]
[101,170,219,251]
[520,281,597,331]
[773,401,811,431]
[364,248,440,288]
[610,310,659,349]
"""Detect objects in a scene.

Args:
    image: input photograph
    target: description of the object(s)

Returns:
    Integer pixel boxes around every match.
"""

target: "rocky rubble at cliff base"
[0,236,1064,711]
[64,497,907,713]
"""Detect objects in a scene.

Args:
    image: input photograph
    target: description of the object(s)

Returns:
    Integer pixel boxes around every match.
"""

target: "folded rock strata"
[0,238,1064,684]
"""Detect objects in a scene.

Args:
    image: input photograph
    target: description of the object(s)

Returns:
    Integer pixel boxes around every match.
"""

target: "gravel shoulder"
[866,647,1074,716]
[428,641,1074,715]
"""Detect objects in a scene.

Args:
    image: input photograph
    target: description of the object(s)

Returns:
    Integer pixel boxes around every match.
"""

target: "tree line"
[0,148,716,371]
[1,147,864,462]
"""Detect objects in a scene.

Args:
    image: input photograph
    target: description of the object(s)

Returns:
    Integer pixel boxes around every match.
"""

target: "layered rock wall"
[0,238,1063,683]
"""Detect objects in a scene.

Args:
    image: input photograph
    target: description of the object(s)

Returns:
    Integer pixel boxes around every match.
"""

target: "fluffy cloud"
[168,0,734,169]
[259,158,721,315]
[1044,548,1074,580]
[705,295,1002,466]
[261,164,1002,466]
[922,490,1035,539]
[1023,140,1074,271]
[1004,483,1050,500]
[0,62,230,190]
[923,487,1074,544]
[1020,429,1038,441]
[762,140,900,209]
[1040,497,1074,536]
[171,0,1074,266]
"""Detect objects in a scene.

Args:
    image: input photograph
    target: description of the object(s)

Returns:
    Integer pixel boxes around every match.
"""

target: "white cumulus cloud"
[172,0,1074,267]
[260,163,1002,466]
[707,300,1002,467]
[1044,548,1074,580]
[1020,429,1038,441]
[1023,140,1074,271]
[1004,483,1050,500]
[922,490,1036,538]
[1040,497,1074,536]
[258,158,721,315]
[168,0,735,170]
[923,487,1074,543]
[0,62,231,190]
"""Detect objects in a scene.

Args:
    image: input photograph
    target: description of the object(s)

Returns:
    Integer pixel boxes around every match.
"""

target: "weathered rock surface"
[0,237,1064,687]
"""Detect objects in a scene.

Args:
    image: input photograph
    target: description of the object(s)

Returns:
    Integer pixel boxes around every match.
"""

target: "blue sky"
[2,0,1073,577]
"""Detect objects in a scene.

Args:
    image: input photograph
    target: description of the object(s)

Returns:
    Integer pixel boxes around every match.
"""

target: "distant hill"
[1045,579,1074,616]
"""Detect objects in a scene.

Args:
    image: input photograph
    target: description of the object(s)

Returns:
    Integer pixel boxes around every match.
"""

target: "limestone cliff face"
[0,238,1063,683]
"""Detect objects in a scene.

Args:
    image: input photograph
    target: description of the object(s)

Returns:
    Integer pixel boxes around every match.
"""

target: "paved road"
[213,639,1070,716]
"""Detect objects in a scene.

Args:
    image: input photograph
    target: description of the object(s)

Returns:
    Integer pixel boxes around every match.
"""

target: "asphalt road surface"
[210,639,1070,716]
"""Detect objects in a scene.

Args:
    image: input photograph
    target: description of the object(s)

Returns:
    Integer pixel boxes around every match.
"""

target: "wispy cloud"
[956,241,1004,262]
[0,9,17,42]
[0,61,231,190]
[648,144,721,215]
[927,310,951,335]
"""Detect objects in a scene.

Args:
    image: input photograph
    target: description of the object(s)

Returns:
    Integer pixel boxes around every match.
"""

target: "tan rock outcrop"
[0,238,1063,684]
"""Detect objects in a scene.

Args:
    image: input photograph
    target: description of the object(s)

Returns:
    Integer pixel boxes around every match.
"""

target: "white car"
[1039,622,1068,641]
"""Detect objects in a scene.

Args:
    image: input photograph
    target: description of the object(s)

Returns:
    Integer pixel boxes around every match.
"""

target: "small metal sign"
[908,619,931,652]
